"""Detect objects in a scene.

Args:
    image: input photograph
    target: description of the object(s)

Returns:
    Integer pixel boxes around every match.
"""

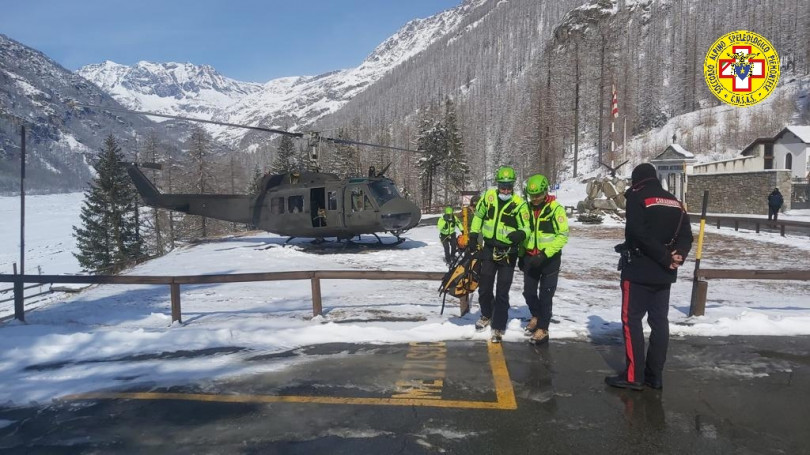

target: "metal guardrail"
[0,270,450,323]
[688,213,810,237]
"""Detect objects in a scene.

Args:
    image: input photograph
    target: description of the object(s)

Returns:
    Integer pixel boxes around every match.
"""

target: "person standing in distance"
[767,188,783,221]
[519,174,569,345]
[437,206,461,264]
[605,163,693,391]
[468,166,531,343]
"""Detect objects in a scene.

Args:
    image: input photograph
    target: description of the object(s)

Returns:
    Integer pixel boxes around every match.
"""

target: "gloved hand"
[507,230,526,245]
[467,232,480,252]
[526,251,547,270]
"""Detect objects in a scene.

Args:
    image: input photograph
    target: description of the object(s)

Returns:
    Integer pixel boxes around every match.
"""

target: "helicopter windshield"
[368,180,400,205]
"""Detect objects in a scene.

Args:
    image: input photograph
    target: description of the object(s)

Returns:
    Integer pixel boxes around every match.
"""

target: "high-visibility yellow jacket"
[470,188,530,246]
[522,198,569,257]
[437,214,461,236]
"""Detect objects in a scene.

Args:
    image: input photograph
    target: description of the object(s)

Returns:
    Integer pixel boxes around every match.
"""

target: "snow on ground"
[0,193,808,405]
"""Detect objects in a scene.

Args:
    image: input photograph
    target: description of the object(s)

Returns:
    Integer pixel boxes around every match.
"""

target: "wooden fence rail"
[688,213,810,237]
[690,268,810,316]
[0,270,450,323]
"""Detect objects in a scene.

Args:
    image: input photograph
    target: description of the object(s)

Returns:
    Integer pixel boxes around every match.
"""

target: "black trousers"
[620,280,671,384]
[478,250,517,331]
[768,205,779,221]
[440,234,457,261]
[522,254,561,330]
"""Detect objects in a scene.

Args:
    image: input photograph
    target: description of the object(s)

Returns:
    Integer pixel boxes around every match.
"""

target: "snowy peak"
[78,2,475,147]
[78,60,263,116]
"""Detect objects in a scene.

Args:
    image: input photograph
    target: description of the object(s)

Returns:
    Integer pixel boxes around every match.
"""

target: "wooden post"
[459,295,470,317]
[755,222,760,233]
[170,282,181,324]
[689,190,709,317]
[311,277,322,316]
[692,280,708,316]
[780,224,785,237]
[13,263,24,322]
[734,220,739,231]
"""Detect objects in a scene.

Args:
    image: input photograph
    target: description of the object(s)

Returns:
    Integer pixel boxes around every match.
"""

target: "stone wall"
[685,170,792,214]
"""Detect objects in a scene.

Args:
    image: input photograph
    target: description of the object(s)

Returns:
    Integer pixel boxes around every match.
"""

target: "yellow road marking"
[62,343,517,410]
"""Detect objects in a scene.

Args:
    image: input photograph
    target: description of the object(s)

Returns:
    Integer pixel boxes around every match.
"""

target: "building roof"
[782,125,810,143]
[741,137,774,156]
[652,144,695,161]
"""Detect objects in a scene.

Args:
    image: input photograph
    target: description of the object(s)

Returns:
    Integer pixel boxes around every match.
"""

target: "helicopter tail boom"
[127,164,254,225]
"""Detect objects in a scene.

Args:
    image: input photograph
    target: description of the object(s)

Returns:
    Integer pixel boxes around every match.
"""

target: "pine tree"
[73,135,144,274]
[442,97,469,198]
[416,117,444,209]
[248,164,263,194]
[271,135,298,174]
[325,128,359,178]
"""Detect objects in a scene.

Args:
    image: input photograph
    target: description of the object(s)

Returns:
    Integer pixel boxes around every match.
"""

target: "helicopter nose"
[380,198,422,231]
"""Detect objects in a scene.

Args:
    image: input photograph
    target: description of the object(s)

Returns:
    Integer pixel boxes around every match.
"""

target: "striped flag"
[611,84,618,118]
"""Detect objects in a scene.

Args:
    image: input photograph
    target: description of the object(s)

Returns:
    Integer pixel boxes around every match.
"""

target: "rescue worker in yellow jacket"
[518,174,569,345]
[437,206,461,263]
[468,166,531,343]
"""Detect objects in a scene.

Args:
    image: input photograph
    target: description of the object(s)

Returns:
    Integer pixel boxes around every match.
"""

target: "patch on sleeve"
[644,197,681,209]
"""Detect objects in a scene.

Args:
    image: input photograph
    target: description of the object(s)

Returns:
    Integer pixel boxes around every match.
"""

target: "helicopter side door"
[344,184,378,232]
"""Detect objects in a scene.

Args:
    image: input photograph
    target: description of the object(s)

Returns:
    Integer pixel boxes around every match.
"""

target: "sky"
[0,188,809,405]
[0,0,461,82]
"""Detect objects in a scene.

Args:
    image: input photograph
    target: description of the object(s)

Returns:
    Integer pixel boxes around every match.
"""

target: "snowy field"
[0,191,808,405]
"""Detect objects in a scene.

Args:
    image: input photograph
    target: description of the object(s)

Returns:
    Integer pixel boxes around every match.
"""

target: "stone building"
[685,126,810,213]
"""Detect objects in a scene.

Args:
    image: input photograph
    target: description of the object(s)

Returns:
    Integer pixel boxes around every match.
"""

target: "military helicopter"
[73,103,422,244]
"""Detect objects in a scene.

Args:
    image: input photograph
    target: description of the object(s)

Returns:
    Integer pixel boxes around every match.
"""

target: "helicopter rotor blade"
[69,102,421,153]
[324,136,420,153]
[70,102,304,139]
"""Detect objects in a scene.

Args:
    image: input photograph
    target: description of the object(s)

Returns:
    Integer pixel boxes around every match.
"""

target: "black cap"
[631,163,657,185]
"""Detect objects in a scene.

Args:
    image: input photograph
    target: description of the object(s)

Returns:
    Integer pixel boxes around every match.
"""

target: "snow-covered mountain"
[77,61,263,120]
[78,2,474,149]
[0,34,173,193]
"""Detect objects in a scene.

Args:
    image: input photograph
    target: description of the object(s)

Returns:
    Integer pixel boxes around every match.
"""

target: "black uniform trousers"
[620,279,671,385]
[440,234,457,262]
[522,253,561,330]
[768,205,780,221]
[478,248,517,331]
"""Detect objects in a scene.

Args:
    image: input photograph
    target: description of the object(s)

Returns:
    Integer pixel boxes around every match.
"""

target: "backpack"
[438,250,481,314]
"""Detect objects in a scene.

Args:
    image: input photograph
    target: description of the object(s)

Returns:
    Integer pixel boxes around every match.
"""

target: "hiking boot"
[604,375,644,391]
[529,328,549,345]
[475,316,491,331]
[523,317,538,336]
[490,329,504,343]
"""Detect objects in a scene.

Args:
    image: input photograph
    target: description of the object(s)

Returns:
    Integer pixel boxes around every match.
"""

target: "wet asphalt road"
[0,336,808,454]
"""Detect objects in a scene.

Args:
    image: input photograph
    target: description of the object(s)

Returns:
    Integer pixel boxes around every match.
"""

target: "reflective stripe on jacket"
[470,188,530,245]
[437,214,460,236]
[523,199,569,256]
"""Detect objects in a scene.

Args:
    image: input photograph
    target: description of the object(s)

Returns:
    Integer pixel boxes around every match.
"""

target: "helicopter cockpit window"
[368,180,400,205]
[271,197,285,214]
[288,195,304,213]
[328,191,337,211]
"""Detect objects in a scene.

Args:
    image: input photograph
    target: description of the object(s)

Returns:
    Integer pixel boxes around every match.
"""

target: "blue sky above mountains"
[1,0,459,82]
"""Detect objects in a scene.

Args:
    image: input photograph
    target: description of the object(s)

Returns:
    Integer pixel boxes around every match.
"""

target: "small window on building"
[288,195,304,213]
[328,191,338,210]
[271,197,285,214]
[785,153,793,170]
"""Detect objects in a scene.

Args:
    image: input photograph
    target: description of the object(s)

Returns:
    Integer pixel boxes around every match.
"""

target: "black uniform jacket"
[621,179,694,284]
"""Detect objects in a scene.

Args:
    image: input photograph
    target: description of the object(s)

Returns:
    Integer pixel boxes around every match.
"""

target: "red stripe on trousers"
[621,279,635,382]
